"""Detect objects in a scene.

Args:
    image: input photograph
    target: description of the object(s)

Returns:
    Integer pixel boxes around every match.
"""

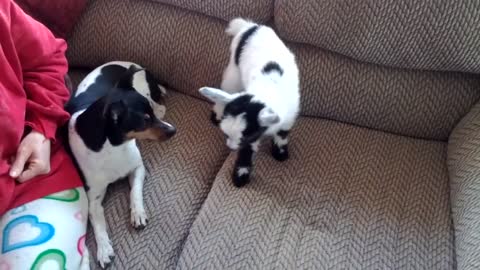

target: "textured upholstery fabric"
[178,118,454,270]
[448,102,480,270]
[293,43,480,140]
[67,0,230,99]
[147,0,273,23]
[68,71,229,269]
[67,0,480,141]
[275,0,480,73]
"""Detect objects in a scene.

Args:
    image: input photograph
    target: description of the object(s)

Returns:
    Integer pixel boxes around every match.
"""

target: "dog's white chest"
[69,113,142,184]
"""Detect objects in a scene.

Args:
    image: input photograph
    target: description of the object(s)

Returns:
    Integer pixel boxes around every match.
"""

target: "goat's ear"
[258,107,280,126]
[199,87,234,104]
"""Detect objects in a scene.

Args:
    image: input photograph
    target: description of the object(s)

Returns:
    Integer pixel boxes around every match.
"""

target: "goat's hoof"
[232,167,251,187]
[272,145,289,162]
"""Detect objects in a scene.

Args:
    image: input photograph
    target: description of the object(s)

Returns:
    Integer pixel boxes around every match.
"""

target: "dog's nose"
[158,120,176,138]
[166,126,176,138]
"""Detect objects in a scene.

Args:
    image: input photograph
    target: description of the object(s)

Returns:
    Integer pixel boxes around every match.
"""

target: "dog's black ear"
[107,100,127,124]
[115,65,145,89]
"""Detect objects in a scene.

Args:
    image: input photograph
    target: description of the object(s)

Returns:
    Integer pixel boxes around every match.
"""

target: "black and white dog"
[67,61,176,268]
[199,18,300,187]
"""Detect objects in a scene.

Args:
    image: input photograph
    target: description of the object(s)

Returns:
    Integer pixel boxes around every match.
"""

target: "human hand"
[9,131,51,183]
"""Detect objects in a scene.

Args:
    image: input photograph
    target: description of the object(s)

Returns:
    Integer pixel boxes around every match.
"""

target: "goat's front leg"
[232,141,259,187]
[272,130,290,161]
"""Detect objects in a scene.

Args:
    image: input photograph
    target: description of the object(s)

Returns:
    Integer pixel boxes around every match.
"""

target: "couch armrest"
[448,100,480,269]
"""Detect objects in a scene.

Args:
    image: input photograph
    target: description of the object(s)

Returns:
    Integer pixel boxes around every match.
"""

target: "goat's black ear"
[115,65,145,89]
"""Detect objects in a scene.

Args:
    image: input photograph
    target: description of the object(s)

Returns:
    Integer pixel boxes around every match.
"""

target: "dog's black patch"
[233,144,255,187]
[234,25,259,65]
[74,66,164,151]
[262,61,284,76]
[223,94,267,146]
[66,65,128,114]
[74,97,109,152]
[145,70,167,104]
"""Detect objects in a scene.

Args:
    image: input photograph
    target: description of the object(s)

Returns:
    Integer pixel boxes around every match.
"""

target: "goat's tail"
[226,17,256,36]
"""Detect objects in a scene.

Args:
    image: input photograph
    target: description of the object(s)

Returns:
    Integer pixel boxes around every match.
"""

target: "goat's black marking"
[210,111,220,126]
[224,95,267,146]
[234,25,259,65]
[272,130,290,161]
[272,141,289,161]
[262,61,284,76]
[233,143,255,187]
[277,130,289,139]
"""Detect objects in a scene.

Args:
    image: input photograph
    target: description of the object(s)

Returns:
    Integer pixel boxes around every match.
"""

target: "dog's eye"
[144,114,151,120]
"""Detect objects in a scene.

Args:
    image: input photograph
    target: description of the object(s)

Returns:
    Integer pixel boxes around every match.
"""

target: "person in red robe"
[0,1,88,269]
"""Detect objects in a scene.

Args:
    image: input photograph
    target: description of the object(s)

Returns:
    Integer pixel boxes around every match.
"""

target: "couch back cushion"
[15,0,87,38]
[147,0,273,23]
[275,0,480,73]
[68,0,480,140]
[293,43,480,140]
[68,0,230,99]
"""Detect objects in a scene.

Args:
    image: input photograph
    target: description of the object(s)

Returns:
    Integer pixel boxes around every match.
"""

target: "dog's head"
[103,65,176,145]
[199,87,279,150]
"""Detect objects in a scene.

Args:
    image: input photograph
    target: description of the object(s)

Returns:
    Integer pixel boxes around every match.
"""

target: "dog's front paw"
[272,144,289,162]
[97,241,115,269]
[233,167,251,187]
[131,208,148,229]
[210,111,220,126]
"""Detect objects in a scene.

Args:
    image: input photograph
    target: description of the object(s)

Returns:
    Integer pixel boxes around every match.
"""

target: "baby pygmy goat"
[199,18,300,187]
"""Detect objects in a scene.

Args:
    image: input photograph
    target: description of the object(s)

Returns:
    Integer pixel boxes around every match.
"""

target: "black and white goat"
[199,18,300,187]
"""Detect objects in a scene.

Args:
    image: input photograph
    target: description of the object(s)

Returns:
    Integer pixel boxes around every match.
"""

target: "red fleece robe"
[0,0,82,215]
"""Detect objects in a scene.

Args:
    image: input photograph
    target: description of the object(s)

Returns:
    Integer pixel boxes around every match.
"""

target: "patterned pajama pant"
[0,188,88,270]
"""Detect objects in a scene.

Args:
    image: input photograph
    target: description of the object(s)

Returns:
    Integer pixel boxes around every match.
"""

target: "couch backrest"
[275,0,480,74]
[67,0,480,141]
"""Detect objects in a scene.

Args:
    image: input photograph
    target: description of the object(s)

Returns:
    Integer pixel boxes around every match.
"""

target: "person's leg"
[0,187,88,270]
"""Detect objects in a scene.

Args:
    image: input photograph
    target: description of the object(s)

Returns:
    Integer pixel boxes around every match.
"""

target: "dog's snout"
[159,121,176,138]
[165,125,176,138]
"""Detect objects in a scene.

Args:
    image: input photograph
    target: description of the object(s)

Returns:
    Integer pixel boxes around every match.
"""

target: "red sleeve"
[9,1,70,140]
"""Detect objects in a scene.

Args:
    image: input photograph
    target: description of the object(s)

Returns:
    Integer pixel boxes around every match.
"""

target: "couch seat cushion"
[177,118,454,269]
[69,71,229,269]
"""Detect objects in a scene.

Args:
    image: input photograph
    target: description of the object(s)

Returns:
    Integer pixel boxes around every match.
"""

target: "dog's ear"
[199,87,234,104]
[258,107,280,126]
[115,65,145,89]
[107,100,127,124]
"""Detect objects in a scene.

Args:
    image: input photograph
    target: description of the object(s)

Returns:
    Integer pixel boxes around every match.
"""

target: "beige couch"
[67,0,480,269]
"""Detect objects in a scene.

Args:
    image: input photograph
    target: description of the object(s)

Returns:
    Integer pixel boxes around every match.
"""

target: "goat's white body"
[220,19,300,136]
